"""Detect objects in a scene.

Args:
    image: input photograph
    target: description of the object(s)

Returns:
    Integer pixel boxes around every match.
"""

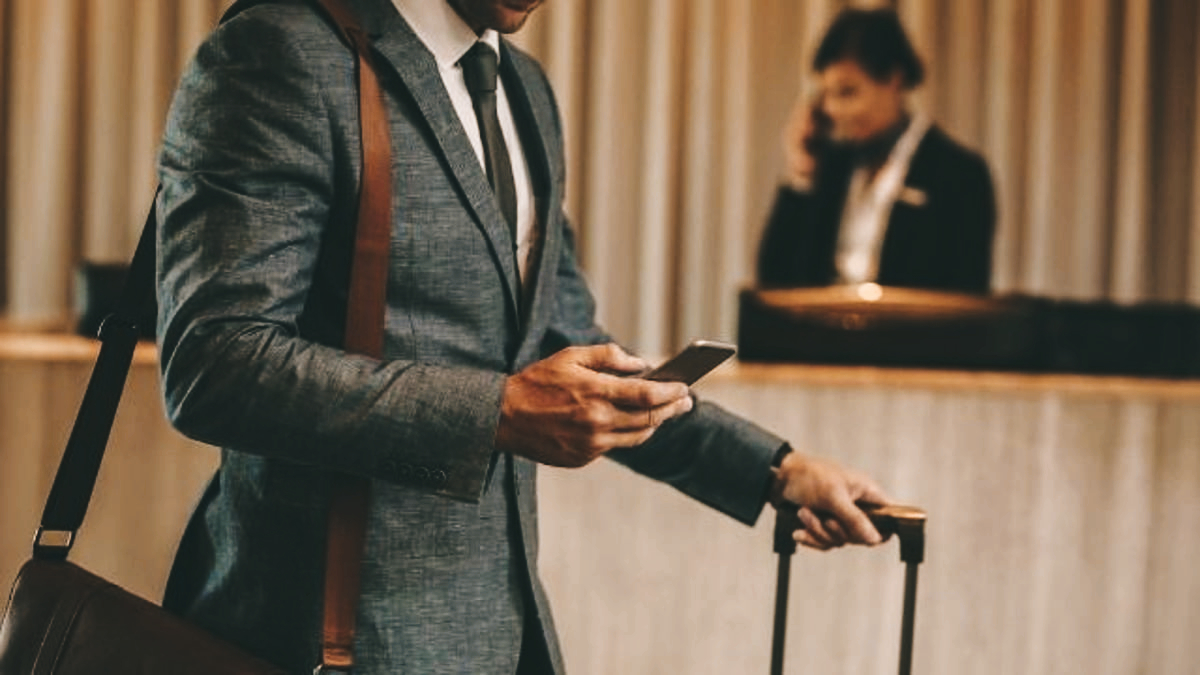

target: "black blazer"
[757,124,996,294]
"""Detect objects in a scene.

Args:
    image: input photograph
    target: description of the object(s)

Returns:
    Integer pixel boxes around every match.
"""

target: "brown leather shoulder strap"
[320,4,392,359]
[310,0,393,671]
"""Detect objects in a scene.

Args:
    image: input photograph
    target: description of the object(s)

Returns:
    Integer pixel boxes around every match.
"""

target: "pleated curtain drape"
[515,0,1200,356]
[899,0,1200,304]
[2,0,1199,357]
[0,0,232,330]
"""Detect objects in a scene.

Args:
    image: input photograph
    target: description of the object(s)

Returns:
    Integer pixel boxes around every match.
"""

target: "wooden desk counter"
[5,331,1198,397]
[0,331,159,363]
[2,332,1197,674]
[715,359,1200,398]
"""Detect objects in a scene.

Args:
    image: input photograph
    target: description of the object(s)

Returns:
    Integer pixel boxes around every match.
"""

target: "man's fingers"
[503,345,693,467]
[570,343,647,375]
[796,508,840,549]
[823,518,849,547]
[794,530,832,551]
[603,376,690,410]
[565,344,692,409]
[829,495,883,545]
[609,396,694,431]
[855,480,891,508]
[594,398,692,447]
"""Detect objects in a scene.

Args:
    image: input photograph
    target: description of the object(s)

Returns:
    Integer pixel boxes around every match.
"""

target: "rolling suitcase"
[770,504,927,675]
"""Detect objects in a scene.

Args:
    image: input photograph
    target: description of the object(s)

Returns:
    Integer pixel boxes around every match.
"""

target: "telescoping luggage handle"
[770,503,927,675]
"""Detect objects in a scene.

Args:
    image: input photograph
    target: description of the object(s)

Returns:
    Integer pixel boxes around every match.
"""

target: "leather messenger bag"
[0,0,392,672]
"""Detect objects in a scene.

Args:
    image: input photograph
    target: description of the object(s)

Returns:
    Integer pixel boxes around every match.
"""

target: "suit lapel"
[499,41,559,357]
[499,42,554,220]
[813,154,852,284]
[357,3,523,324]
[878,128,939,283]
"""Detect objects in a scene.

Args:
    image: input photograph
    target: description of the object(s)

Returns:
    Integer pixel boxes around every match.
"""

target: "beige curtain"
[899,0,1200,304]
[2,0,1199,354]
[0,0,9,309]
[515,0,1200,355]
[0,0,231,329]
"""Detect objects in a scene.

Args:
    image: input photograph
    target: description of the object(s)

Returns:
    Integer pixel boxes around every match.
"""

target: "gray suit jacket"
[156,1,783,672]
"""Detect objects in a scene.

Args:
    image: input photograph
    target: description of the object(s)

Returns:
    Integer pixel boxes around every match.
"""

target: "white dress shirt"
[834,113,932,284]
[391,0,538,284]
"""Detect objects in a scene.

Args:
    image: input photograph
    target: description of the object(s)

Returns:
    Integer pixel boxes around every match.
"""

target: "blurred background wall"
[1,0,1199,356]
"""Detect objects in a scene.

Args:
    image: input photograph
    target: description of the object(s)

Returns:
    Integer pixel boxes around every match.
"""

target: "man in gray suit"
[156,0,889,673]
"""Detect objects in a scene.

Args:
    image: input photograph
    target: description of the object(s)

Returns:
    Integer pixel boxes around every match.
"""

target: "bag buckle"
[33,528,76,560]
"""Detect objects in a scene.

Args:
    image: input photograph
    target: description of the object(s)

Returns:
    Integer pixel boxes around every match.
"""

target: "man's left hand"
[770,451,890,551]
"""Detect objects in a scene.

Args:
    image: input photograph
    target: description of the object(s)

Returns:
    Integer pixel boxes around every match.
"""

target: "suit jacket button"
[397,463,414,479]
[414,467,430,483]
[432,470,448,487]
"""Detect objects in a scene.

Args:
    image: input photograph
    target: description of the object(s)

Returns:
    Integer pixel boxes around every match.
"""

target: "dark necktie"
[461,42,518,246]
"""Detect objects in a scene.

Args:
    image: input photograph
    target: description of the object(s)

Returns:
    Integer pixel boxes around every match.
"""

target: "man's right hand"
[494,343,694,468]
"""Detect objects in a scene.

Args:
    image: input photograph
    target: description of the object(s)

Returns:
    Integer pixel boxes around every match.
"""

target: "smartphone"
[803,94,835,156]
[641,340,737,386]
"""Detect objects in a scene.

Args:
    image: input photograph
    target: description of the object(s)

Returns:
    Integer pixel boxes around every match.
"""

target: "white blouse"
[833,114,932,284]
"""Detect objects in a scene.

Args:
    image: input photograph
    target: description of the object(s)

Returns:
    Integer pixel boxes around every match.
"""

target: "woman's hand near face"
[783,98,819,190]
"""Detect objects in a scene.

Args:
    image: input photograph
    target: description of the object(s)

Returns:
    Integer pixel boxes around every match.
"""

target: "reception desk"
[2,333,1198,674]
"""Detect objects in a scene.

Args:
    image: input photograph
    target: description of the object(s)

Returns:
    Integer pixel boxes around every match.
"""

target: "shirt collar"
[391,0,502,70]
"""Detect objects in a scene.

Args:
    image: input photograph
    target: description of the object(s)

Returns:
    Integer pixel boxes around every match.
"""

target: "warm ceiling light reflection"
[856,282,883,302]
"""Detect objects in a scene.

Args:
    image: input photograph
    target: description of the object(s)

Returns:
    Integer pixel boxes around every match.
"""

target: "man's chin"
[501,0,543,12]
[492,9,535,33]
[449,0,544,35]
[493,0,542,33]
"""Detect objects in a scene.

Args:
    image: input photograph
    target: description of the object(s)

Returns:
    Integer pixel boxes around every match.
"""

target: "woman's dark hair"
[812,8,925,88]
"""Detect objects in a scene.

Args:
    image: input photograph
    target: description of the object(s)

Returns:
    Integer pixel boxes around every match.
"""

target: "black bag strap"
[28,0,355,562]
[33,196,158,560]
[35,3,391,673]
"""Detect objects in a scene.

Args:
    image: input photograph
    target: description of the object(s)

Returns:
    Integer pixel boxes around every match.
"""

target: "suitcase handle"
[772,502,926,675]
[774,502,926,561]
[864,503,926,565]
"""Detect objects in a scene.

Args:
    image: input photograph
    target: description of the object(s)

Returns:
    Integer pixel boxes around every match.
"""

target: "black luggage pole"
[770,505,801,675]
[899,562,920,675]
[890,508,926,675]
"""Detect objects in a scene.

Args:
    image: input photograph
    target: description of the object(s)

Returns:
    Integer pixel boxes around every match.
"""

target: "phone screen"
[642,340,736,386]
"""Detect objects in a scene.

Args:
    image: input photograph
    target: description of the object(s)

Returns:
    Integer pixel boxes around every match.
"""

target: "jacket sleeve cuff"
[363,365,507,503]
[605,399,786,527]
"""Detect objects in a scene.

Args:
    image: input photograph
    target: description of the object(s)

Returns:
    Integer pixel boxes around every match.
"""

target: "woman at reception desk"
[758,8,996,294]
